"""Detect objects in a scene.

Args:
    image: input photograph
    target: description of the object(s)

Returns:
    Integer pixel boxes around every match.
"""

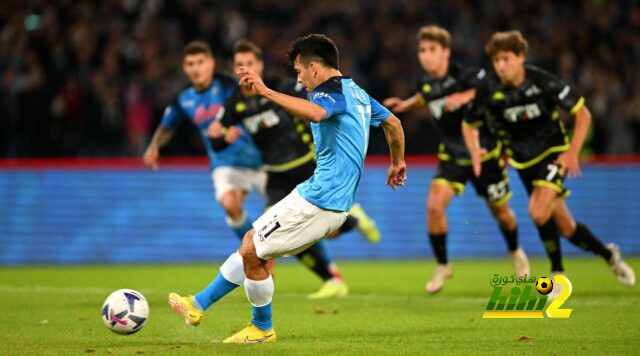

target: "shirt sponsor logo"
[193,103,223,125]
[243,109,281,134]
[312,91,336,103]
[503,103,541,122]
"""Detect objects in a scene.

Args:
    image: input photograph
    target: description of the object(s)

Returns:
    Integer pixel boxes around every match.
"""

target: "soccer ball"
[101,289,149,335]
[536,277,554,295]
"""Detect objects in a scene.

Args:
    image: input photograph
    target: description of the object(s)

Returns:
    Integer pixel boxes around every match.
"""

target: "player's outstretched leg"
[553,201,636,286]
[224,230,276,344]
[349,204,381,243]
[326,206,381,244]
[168,251,245,326]
[301,240,349,300]
[488,202,530,277]
[425,182,455,294]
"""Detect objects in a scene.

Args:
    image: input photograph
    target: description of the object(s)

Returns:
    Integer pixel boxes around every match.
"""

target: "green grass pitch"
[1,258,639,355]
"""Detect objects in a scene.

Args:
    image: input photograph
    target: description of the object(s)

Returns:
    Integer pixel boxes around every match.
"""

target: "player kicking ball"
[168,34,406,343]
[463,31,635,297]
[384,25,529,293]
[208,39,382,300]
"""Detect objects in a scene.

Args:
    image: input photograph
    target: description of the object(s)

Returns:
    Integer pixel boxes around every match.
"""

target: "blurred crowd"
[1,0,639,158]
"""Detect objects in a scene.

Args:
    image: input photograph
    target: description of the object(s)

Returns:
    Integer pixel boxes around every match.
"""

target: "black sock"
[535,220,564,272]
[429,233,448,264]
[295,244,333,281]
[338,214,358,233]
[500,225,519,252]
[568,222,612,261]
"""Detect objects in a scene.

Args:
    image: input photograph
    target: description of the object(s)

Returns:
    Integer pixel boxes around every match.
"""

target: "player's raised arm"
[237,66,328,123]
[381,114,407,190]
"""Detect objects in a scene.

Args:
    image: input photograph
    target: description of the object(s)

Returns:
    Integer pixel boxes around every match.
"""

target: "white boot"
[607,243,636,286]
[425,263,453,294]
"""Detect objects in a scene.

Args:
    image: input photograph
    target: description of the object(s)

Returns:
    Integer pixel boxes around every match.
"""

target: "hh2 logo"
[483,274,572,319]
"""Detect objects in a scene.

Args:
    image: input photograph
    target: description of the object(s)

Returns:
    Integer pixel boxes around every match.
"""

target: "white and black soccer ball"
[101,289,149,335]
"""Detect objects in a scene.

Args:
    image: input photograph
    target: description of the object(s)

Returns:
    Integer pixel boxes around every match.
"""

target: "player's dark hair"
[485,31,529,57]
[417,25,451,48]
[233,39,263,60]
[182,40,213,59]
[287,34,339,69]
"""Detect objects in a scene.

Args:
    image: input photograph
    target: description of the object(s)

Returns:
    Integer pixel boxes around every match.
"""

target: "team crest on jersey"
[525,85,542,97]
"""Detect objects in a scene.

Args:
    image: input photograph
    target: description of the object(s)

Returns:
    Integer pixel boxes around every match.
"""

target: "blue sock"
[252,303,272,331]
[227,213,253,240]
[194,273,239,310]
[314,239,333,267]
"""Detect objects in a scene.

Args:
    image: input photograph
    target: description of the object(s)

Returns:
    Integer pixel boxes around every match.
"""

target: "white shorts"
[211,167,267,201]
[252,189,348,260]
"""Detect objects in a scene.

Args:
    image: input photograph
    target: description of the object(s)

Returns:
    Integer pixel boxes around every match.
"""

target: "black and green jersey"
[416,62,499,165]
[212,76,314,172]
[467,64,584,169]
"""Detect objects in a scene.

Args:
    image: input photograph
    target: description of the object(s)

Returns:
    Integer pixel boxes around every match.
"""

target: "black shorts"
[516,152,569,198]
[265,160,316,207]
[433,157,512,206]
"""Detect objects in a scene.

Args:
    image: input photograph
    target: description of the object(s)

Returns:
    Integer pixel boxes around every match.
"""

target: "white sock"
[225,211,248,228]
[244,275,274,307]
[220,252,245,285]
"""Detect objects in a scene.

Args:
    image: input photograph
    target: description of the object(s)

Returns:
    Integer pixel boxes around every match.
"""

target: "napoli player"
[142,41,265,240]
[207,39,384,300]
[168,34,406,343]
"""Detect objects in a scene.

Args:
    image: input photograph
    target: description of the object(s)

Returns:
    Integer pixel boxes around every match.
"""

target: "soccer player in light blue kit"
[169,34,407,343]
[143,41,265,239]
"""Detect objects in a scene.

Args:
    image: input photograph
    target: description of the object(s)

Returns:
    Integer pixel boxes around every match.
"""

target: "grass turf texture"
[1,258,638,355]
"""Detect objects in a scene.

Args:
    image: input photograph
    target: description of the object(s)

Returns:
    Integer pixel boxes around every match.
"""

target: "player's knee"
[493,205,515,226]
[239,230,256,257]
[220,194,243,219]
[427,201,446,220]
[529,206,551,226]
[554,217,576,237]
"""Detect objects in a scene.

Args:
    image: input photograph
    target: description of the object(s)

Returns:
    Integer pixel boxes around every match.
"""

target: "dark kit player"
[384,25,529,293]
[463,31,635,297]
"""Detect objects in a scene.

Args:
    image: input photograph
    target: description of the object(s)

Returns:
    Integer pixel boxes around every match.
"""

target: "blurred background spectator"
[1,0,638,157]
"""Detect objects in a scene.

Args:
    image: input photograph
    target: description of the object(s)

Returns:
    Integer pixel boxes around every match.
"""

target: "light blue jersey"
[161,73,262,170]
[297,77,390,211]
